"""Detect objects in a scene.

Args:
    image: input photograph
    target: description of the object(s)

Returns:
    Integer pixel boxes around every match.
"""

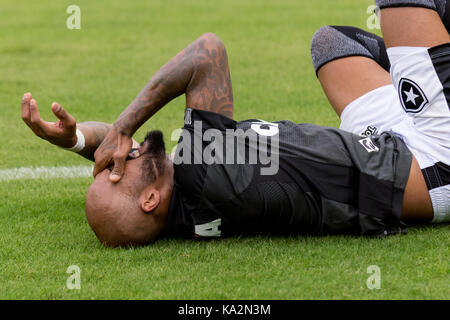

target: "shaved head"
[85,131,173,247]
[85,181,160,247]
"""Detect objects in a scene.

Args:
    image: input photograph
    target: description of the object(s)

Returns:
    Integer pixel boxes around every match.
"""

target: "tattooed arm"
[94,32,234,181]
[115,32,234,136]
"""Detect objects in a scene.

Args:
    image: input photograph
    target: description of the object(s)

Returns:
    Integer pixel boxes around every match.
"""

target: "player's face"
[86,155,164,246]
[91,129,167,195]
[85,133,173,246]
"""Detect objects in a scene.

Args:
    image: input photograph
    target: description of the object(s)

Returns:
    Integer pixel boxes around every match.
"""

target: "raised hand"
[21,93,78,148]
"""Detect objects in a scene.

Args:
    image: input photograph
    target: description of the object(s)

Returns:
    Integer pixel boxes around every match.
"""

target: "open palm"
[21,93,78,148]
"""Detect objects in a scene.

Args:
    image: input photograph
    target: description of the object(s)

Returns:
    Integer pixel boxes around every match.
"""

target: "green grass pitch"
[0,0,448,299]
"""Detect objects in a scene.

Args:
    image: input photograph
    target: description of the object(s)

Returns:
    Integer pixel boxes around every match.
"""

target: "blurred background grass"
[0,0,377,168]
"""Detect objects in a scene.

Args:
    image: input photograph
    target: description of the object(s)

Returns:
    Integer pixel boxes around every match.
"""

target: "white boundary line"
[0,166,93,181]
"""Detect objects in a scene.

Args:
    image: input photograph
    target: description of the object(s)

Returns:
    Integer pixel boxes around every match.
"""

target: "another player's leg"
[311,25,435,222]
[377,4,450,48]
[311,26,392,117]
[433,0,450,33]
[376,1,450,223]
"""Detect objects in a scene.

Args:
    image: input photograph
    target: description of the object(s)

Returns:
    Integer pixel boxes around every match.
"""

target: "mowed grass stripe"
[0,166,93,181]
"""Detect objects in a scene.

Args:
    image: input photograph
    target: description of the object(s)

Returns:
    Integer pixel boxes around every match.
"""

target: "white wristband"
[65,129,86,153]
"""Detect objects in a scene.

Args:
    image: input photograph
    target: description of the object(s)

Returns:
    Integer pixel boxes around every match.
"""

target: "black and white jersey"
[164,108,413,238]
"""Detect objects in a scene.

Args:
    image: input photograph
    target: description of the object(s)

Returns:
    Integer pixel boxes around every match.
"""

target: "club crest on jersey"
[398,78,428,113]
[358,137,379,153]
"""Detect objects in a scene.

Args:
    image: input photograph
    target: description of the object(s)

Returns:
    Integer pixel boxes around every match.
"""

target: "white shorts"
[339,45,450,223]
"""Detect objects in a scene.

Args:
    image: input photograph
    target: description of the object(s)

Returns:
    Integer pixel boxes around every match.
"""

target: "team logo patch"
[358,137,379,153]
[398,78,429,114]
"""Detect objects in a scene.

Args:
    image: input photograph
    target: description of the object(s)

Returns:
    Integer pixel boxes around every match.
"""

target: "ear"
[139,187,161,213]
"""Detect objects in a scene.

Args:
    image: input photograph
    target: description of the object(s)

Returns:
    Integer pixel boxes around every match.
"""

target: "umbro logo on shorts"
[361,125,378,137]
[398,78,429,114]
[358,137,379,153]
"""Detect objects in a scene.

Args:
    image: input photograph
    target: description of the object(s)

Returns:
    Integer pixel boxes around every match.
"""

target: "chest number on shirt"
[195,219,222,237]
[250,120,279,137]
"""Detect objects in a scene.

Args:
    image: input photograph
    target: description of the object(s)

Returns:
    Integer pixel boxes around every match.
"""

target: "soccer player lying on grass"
[21,2,449,247]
